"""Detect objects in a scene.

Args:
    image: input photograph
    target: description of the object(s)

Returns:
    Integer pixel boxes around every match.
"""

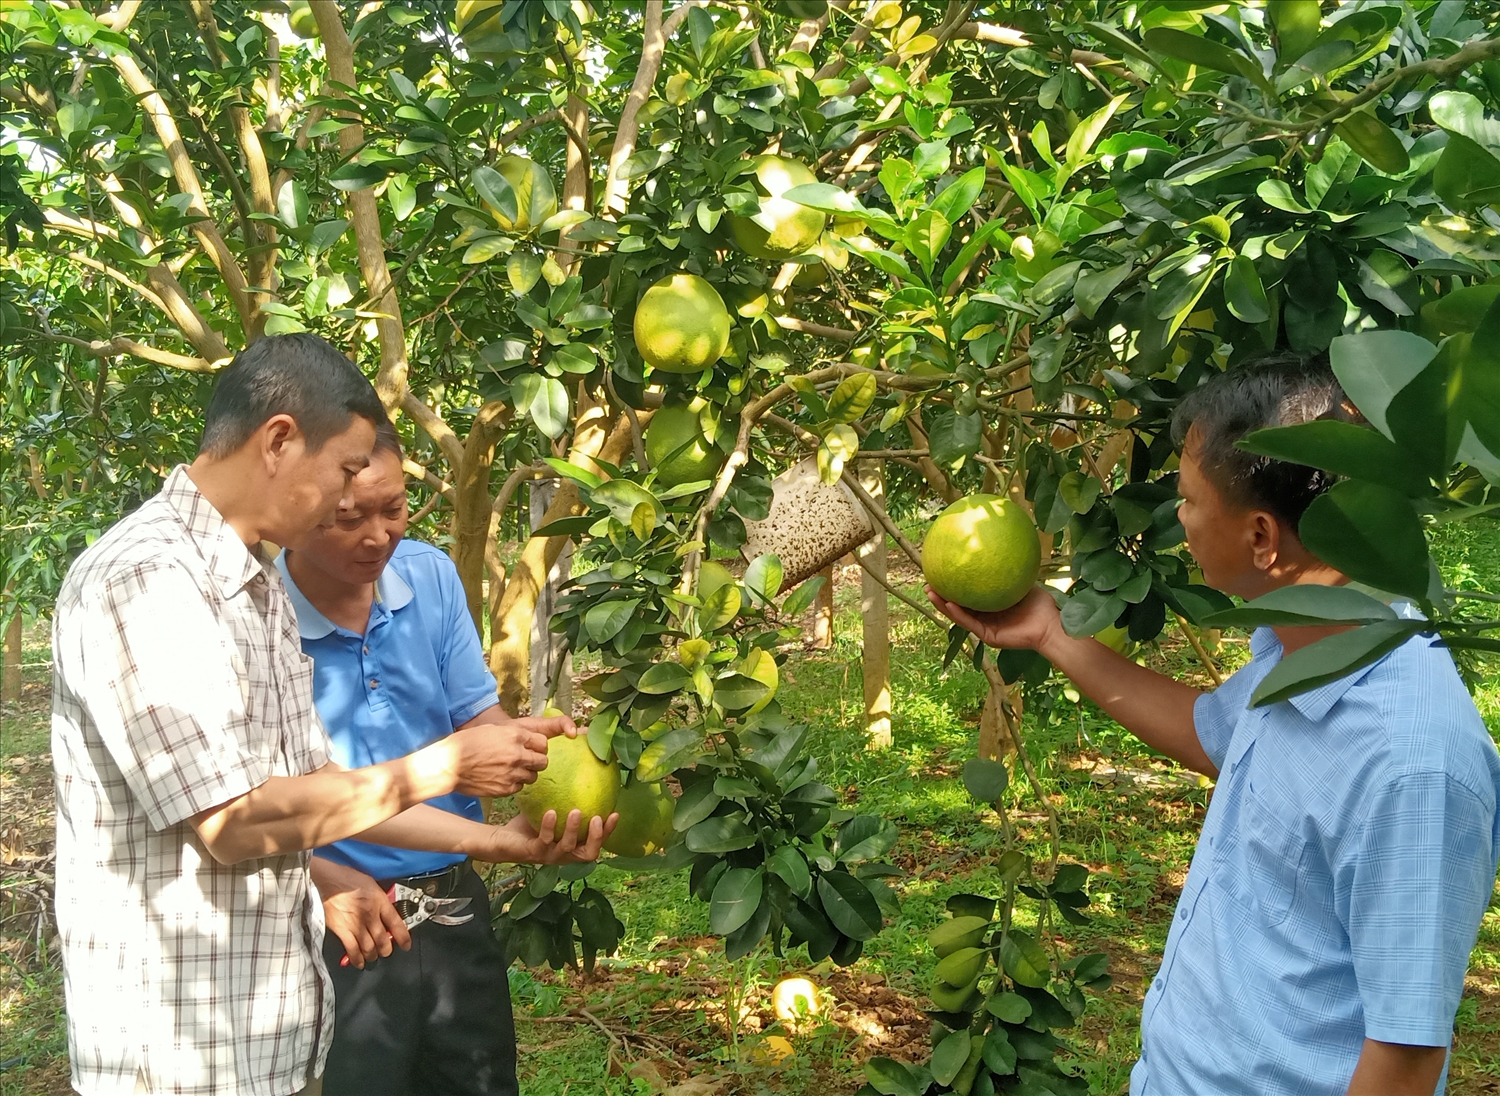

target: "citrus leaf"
[1224,256,1269,323]
[962,758,1009,801]
[816,871,884,940]
[1142,26,1265,86]
[1249,620,1425,707]
[685,814,758,854]
[999,929,1050,988]
[1237,420,1430,496]
[709,867,764,935]
[930,1030,972,1086]
[826,373,878,424]
[1202,584,1396,629]
[1328,330,1439,438]
[1298,481,1431,599]
[768,845,813,900]
[637,661,692,695]
[835,814,898,862]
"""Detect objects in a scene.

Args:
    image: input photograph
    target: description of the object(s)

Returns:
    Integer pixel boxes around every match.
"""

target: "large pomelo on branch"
[454,0,504,42]
[287,0,319,38]
[516,733,620,841]
[483,154,557,234]
[602,779,678,857]
[922,494,1041,613]
[633,274,730,373]
[728,155,827,260]
[646,399,724,487]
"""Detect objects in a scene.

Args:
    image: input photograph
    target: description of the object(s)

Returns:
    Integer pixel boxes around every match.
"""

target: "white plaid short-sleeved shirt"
[51,466,334,1096]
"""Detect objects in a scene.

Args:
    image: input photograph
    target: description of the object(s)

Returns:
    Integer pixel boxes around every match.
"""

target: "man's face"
[272,415,376,549]
[1177,433,1267,599]
[296,448,408,586]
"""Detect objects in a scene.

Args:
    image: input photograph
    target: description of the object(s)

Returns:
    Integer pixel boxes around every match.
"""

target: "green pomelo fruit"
[516,733,620,840]
[287,0,319,38]
[1096,623,1135,656]
[646,400,725,487]
[922,494,1041,613]
[698,561,737,603]
[728,155,827,260]
[484,154,557,234]
[603,779,678,857]
[455,0,504,37]
[633,274,731,373]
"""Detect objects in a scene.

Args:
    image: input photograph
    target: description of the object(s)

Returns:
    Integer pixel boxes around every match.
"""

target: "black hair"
[199,333,385,457]
[1170,351,1356,528]
[372,416,403,461]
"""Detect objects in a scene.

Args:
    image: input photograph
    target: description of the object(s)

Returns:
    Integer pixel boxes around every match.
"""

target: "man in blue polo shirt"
[930,355,1500,1096]
[276,420,616,1095]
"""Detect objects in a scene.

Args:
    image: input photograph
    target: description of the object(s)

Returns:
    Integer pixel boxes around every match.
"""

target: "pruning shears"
[338,883,472,967]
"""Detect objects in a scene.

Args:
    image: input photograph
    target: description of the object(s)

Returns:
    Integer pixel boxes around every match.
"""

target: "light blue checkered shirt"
[1132,616,1500,1096]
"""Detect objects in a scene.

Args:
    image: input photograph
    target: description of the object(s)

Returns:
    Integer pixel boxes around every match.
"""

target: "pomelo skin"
[633,274,731,373]
[516,733,620,841]
[922,494,1042,613]
[646,400,725,487]
[728,155,827,260]
[602,779,678,857]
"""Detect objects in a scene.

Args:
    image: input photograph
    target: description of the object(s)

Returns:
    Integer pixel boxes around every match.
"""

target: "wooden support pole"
[810,563,835,650]
[858,462,891,750]
[2,611,21,704]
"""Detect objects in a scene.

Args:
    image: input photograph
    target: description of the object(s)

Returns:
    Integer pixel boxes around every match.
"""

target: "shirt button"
[363,646,370,655]
[369,679,379,689]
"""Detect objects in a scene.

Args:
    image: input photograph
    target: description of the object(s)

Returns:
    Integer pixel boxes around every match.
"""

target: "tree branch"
[402,458,455,499]
[401,391,465,469]
[601,0,665,215]
[842,467,922,568]
[23,328,216,372]
[774,314,858,341]
[311,0,412,411]
[107,51,256,336]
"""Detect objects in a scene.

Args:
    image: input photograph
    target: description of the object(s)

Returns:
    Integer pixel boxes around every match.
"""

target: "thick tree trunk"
[450,402,512,631]
[528,481,573,715]
[810,563,835,649]
[858,462,891,750]
[489,404,643,714]
[2,611,21,704]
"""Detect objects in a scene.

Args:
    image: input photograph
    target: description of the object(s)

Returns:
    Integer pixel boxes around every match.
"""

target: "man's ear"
[257,413,301,475]
[1247,509,1283,573]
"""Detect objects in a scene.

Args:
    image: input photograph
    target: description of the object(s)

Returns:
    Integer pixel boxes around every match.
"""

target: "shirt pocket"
[1240,786,1307,928]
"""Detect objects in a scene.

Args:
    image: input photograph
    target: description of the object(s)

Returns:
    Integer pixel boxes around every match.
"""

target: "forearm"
[193,742,462,863]
[1038,632,1213,774]
[1346,1039,1446,1096]
[356,804,508,860]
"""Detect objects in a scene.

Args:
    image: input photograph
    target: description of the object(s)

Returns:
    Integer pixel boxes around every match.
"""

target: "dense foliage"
[7,0,1500,1088]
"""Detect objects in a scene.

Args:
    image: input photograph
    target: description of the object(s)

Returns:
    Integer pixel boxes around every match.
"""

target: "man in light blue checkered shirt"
[931,354,1500,1096]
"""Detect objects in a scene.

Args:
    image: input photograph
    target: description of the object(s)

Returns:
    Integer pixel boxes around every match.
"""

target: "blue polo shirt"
[275,540,500,881]
[1133,612,1500,1096]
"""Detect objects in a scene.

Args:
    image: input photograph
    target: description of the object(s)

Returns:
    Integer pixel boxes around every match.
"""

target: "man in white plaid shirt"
[51,334,584,1096]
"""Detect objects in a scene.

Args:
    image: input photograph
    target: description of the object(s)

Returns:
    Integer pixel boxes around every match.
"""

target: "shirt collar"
[273,550,414,639]
[159,465,267,598]
[1250,603,1422,722]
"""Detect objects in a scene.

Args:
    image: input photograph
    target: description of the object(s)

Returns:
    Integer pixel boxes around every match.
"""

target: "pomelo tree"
[6,0,1500,1089]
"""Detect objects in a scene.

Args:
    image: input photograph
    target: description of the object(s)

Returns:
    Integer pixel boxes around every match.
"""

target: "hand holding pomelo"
[516,732,620,840]
[602,779,678,857]
[921,494,1041,613]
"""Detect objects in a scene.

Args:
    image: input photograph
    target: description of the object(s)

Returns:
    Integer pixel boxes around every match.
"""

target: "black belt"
[377,859,471,900]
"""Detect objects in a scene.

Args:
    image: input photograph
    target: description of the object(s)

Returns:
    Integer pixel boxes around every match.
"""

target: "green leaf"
[637,662,692,695]
[1257,179,1313,214]
[826,373,878,424]
[673,779,722,831]
[462,235,512,264]
[743,553,785,602]
[983,1026,1019,1076]
[507,252,542,294]
[1298,481,1432,599]
[929,166,987,225]
[700,582,743,631]
[686,814,758,854]
[1074,263,1131,320]
[1429,91,1500,150]
[1142,26,1266,86]
[962,758,1009,801]
[1434,134,1500,212]
[592,480,665,526]
[710,867,764,935]
[768,845,813,900]
[930,1030,972,1087]
[942,219,1007,290]
[586,709,618,763]
[1336,112,1410,175]
[1224,256,1270,323]
[781,575,826,617]
[1270,0,1323,66]
[584,598,640,644]
[278,180,309,229]
[864,1058,923,1096]
[781,182,867,215]
[1202,583,1396,629]
[905,209,951,274]
[1422,285,1500,335]
[329,160,391,191]
[1237,421,1430,496]
[472,164,518,224]
[836,814,899,862]
[1461,297,1500,456]
[999,930,1050,988]
[308,219,349,253]
[816,871,884,940]
[1057,470,1100,514]
[712,672,771,712]
[1328,331,1439,439]
[1275,38,1356,94]
[987,991,1032,1023]
[1065,93,1130,169]
[1250,620,1425,707]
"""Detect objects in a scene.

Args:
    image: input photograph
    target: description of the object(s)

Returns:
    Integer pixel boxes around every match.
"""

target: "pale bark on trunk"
[858,462,891,750]
[2,611,21,704]
[450,402,513,631]
[528,481,573,715]
[810,563,835,650]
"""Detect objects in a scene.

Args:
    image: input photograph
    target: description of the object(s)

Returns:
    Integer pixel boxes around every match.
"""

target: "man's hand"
[927,585,1064,653]
[309,856,411,970]
[496,809,617,865]
[448,713,574,797]
[1346,1038,1446,1096]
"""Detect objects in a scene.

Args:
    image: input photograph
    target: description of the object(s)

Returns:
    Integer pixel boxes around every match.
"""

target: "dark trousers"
[319,867,519,1096]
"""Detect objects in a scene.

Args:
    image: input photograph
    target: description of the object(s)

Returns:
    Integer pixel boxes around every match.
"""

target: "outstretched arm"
[929,587,1215,775]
